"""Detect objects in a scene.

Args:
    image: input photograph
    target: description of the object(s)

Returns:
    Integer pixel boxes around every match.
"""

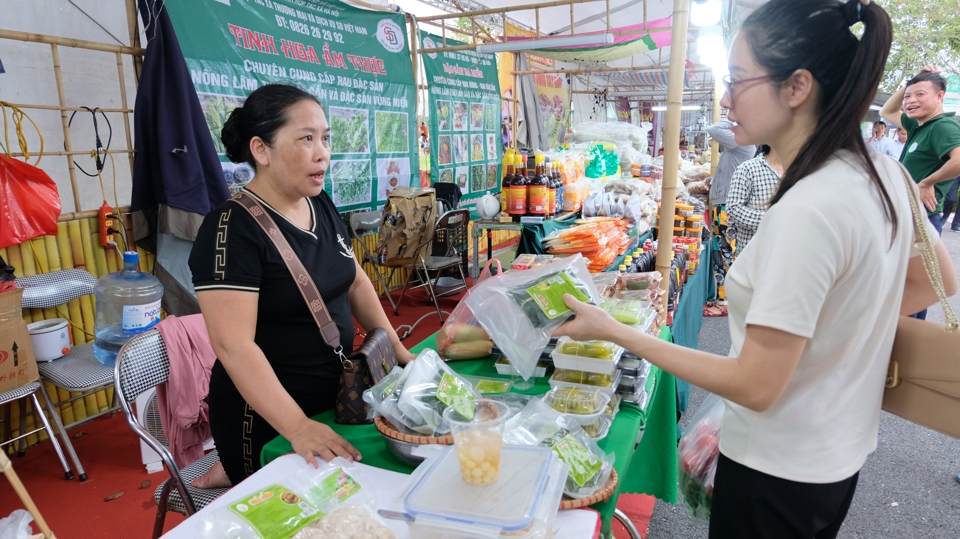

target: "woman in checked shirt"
[727,145,784,253]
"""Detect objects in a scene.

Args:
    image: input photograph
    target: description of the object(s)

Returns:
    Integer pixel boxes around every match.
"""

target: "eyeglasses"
[722,74,775,100]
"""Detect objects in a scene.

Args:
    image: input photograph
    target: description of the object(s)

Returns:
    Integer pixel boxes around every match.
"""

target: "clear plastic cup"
[442,399,509,486]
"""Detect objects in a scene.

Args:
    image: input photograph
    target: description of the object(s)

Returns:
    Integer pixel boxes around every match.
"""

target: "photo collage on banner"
[421,32,501,208]
[163,0,418,212]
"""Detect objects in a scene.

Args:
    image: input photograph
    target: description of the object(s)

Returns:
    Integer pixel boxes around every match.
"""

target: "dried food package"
[467,255,600,381]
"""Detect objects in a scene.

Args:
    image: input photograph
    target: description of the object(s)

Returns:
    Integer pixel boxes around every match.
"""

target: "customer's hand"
[288,418,361,467]
[552,294,619,343]
[915,64,941,78]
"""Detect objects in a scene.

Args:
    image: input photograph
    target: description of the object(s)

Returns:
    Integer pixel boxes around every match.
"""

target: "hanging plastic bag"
[0,155,60,249]
[436,259,501,361]
[466,254,600,381]
[678,394,724,520]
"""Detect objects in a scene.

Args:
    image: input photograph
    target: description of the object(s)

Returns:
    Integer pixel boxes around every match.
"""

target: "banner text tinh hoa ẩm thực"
[162,0,418,212]
[420,32,501,209]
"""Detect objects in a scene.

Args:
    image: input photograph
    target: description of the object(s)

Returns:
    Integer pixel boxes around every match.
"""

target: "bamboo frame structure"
[654,0,690,304]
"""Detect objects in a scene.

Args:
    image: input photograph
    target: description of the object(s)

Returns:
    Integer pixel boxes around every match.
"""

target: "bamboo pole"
[417,26,675,55]
[409,16,419,134]
[655,0,691,305]
[571,89,714,95]
[7,149,135,159]
[417,0,595,22]
[58,206,131,222]
[0,29,144,55]
[513,64,520,150]
[570,4,576,35]
[1,103,133,113]
[710,81,721,177]
[126,0,143,81]
[512,62,707,76]
[0,451,56,539]
[50,44,83,213]
[116,52,136,179]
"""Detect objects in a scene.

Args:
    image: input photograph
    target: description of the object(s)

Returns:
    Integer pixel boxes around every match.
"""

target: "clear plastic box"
[551,336,624,375]
[549,369,622,398]
[494,356,549,378]
[541,387,611,426]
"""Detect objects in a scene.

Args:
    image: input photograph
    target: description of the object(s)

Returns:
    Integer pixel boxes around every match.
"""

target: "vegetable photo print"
[375,111,409,153]
[330,159,373,206]
[329,107,371,154]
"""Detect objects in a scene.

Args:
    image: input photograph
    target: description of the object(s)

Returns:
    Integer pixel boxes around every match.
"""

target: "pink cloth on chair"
[155,314,217,468]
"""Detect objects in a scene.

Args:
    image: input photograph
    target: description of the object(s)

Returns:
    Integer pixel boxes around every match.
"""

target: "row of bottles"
[501,152,565,221]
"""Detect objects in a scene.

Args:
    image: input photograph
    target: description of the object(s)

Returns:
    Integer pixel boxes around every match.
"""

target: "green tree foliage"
[878,0,960,92]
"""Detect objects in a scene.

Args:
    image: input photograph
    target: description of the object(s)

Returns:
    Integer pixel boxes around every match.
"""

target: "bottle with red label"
[508,154,528,219]
[501,152,516,215]
[527,154,548,217]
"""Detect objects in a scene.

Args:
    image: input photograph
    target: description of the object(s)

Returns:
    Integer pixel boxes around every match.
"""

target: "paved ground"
[646,220,960,538]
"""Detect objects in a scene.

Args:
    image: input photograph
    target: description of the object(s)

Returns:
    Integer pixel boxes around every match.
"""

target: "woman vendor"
[189,84,414,488]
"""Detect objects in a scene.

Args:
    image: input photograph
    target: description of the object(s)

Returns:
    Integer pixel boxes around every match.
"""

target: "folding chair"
[394,209,470,323]
[0,380,75,481]
[17,268,120,481]
[114,329,229,539]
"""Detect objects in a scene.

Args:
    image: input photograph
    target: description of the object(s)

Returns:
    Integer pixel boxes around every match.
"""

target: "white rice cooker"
[27,318,71,362]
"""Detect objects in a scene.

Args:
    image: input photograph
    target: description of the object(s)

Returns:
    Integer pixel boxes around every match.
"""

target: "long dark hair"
[742,0,896,238]
[221,84,321,168]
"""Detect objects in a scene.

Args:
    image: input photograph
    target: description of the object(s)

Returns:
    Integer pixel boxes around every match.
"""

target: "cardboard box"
[0,288,39,394]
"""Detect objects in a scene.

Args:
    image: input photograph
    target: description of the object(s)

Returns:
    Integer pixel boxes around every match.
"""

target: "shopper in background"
[705,120,756,304]
[864,120,887,151]
[555,1,957,538]
[188,84,414,488]
[881,68,960,236]
[727,145,783,254]
[881,126,908,159]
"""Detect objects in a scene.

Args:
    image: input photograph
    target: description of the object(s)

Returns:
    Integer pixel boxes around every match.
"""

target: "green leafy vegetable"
[376,111,409,153]
[331,160,372,206]
[330,107,370,154]
[439,169,453,183]
[485,103,498,131]
[470,164,485,193]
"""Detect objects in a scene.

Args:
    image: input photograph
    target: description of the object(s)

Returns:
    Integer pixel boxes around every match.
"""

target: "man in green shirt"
[881,65,960,236]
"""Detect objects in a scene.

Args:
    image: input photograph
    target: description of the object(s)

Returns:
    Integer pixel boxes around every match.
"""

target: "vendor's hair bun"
[218,84,322,169]
[221,107,247,164]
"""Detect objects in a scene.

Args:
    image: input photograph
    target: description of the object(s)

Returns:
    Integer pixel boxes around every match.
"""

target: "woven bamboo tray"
[559,468,619,509]
[373,416,454,445]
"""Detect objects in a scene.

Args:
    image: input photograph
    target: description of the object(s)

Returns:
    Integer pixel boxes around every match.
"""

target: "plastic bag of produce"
[678,394,723,520]
[436,259,500,361]
[361,365,407,421]
[601,298,656,325]
[621,271,662,291]
[395,349,479,436]
[467,255,600,381]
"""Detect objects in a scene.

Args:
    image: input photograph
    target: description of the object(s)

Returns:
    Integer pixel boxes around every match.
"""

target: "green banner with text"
[420,32,502,206]
[164,0,418,212]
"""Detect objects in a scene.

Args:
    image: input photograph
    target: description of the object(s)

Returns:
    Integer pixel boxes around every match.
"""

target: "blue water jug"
[93,251,163,366]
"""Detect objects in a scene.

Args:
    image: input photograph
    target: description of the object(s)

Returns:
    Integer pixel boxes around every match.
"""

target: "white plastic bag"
[395,349,478,436]
[465,254,601,380]
[0,510,33,539]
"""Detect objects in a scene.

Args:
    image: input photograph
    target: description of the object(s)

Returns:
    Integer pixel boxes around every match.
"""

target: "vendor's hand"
[919,182,938,212]
[552,294,619,342]
[396,346,416,366]
[288,418,361,467]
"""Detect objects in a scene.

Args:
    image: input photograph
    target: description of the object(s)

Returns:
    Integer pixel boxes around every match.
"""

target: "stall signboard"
[420,32,502,205]
[945,73,960,114]
[614,97,632,123]
[162,0,418,212]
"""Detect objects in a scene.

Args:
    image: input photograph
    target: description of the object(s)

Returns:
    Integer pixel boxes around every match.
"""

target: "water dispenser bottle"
[93,251,163,366]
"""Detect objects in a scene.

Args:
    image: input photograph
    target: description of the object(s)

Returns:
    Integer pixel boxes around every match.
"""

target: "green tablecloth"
[671,247,712,415]
[261,329,678,536]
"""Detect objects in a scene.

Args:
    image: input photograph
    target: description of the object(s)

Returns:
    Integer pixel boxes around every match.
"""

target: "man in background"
[865,120,887,151]
[881,126,907,159]
[939,177,960,232]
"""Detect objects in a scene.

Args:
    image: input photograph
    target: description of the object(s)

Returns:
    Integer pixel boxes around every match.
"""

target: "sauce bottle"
[527,154,549,217]
[501,152,516,215]
[508,154,528,219]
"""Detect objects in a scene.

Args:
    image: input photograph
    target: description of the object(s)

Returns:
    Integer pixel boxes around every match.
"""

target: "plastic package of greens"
[621,271,662,291]
[362,365,407,421]
[466,254,601,381]
[678,394,724,520]
[601,298,657,326]
[395,349,479,436]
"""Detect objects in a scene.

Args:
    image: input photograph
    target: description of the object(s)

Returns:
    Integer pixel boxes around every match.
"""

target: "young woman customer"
[188,84,415,488]
[555,1,958,537]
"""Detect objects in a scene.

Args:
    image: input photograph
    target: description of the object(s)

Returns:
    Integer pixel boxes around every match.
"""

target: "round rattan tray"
[373,416,454,445]
[559,468,619,509]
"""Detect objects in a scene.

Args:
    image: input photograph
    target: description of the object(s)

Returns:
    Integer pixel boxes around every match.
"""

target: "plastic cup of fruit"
[442,399,509,486]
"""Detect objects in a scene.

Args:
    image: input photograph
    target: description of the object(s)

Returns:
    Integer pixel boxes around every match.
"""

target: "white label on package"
[122,300,162,336]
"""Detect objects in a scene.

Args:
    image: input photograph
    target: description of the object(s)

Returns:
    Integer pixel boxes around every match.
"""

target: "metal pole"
[710,81,721,177]
[655,0,691,304]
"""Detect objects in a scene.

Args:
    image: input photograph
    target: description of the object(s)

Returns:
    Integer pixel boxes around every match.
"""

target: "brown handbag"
[232,192,398,425]
[882,167,960,439]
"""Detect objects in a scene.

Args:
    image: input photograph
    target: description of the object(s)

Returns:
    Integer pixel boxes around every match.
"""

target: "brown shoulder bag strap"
[231,191,346,356]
